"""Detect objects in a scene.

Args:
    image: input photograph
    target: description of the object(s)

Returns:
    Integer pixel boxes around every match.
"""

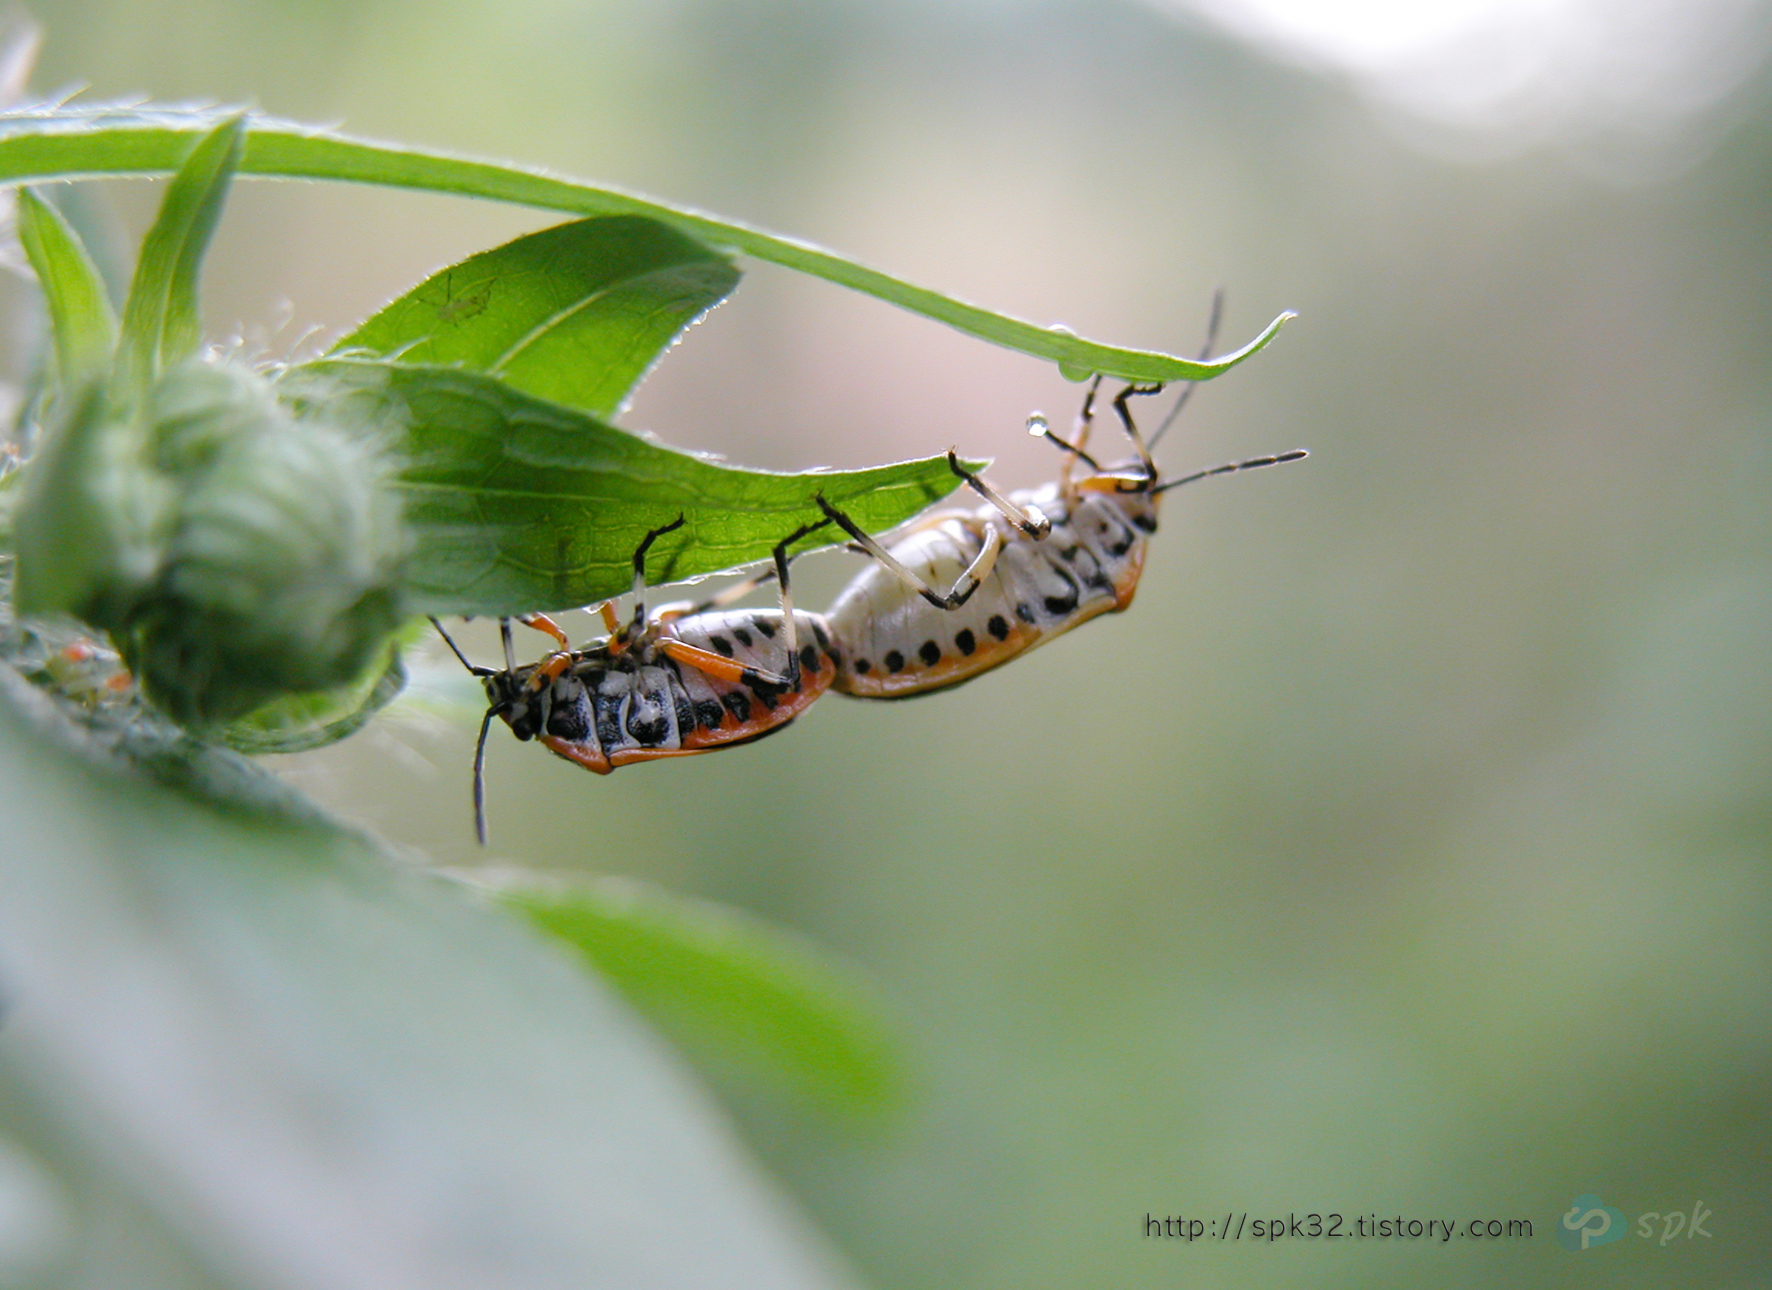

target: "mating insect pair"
[437,324,1306,842]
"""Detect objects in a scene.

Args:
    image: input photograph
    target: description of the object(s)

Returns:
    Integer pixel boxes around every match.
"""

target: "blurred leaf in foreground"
[505,879,904,1118]
[0,667,855,1290]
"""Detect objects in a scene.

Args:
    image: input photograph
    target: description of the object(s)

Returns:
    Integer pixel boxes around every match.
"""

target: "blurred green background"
[19,0,1771,1286]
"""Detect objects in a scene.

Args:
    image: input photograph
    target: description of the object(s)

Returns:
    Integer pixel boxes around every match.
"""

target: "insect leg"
[628,514,688,637]
[1028,412,1106,472]
[658,639,794,691]
[816,495,1001,611]
[1110,382,1166,480]
[1062,374,1104,495]
[768,517,834,685]
[519,613,570,650]
[676,566,779,618]
[945,450,1050,538]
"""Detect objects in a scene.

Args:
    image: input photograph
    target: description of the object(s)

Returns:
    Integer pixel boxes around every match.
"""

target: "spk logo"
[1557,1195,1628,1251]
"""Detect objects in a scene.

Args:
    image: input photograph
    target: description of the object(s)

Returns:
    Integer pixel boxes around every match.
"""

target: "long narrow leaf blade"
[283,359,978,615]
[113,114,243,389]
[15,186,116,389]
[0,105,1293,383]
[333,215,739,418]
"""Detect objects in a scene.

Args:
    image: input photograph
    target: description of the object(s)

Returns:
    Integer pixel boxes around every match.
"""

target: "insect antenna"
[428,616,506,845]
[1149,287,1226,452]
[429,616,494,677]
[472,703,497,846]
[1153,448,1309,494]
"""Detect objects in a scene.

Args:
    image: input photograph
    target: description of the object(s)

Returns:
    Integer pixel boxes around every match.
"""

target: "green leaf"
[283,359,978,616]
[333,215,739,418]
[0,669,852,1290]
[0,104,1293,383]
[503,879,903,1116]
[15,186,116,390]
[113,114,244,392]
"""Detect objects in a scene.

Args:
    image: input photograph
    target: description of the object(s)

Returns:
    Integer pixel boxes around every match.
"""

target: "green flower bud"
[14,359,410,728]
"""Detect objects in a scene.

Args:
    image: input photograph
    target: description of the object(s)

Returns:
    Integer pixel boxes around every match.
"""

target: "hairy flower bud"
[14,359,410,727]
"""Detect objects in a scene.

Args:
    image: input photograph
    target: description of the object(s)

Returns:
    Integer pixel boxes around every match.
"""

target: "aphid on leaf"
[817,297,1307,698]
[434,515,842,843]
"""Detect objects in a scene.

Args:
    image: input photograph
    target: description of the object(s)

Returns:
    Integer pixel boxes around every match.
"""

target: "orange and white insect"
[817,307,1306,698]
[434,515,841,843]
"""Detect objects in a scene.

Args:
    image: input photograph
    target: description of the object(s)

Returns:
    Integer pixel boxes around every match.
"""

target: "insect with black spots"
[432,515,844,844]
[814,299,1307,698]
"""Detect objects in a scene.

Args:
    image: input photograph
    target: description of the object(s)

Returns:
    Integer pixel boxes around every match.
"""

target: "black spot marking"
[626,696,670,745]
[956,628,976,655]
[594,691,624,749]
[1060,545,1079,560]
[854,658,872,674]
[988,615,1010,641]
[709,635,734,657]
[799,644,819,673]
[1016,602,1037,624]
[755,618,778,638]
[722,691,752,723]
[812,621,832,650]
[919,640,941,667]
[1047,556,1082,614]
[545,691,591,742]
[695,699,725,729]
[1132,512,1158,532]
[733,627,754,648]
[743,667,788,700]
[670,683,696,737]
[885,649,906,674]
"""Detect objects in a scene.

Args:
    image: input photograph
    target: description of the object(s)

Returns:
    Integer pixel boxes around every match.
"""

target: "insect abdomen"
[830,493,1152,698]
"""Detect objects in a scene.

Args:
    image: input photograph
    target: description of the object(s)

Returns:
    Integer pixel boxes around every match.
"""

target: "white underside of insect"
[815,305,1306,699]
[826,480,1154,696]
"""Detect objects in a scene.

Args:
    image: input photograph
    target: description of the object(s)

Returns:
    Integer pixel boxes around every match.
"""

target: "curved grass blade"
[112,114,244,392]
[332,215,739,419]
[15,186,116,391]
[283,359,979,616]
[502,879,903,1117]
[0,104,1294,384]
